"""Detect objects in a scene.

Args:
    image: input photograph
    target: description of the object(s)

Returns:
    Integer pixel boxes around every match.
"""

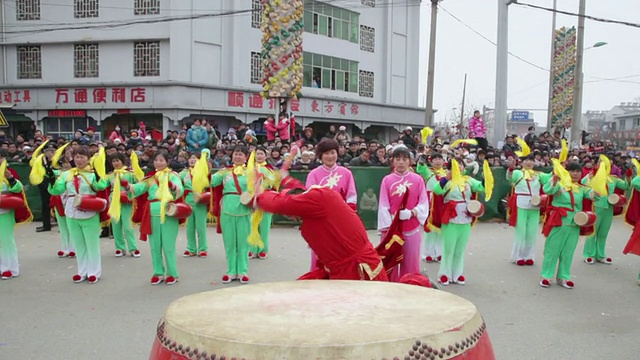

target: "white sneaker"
[115,250,125,257]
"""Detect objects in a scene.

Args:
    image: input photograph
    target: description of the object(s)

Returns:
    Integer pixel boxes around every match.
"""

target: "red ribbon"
[542,206,569,237]
[139,200,159,241]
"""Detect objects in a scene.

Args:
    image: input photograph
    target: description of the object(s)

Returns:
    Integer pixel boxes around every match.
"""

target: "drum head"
[239,192,253,205]
[73,196,81,207]
[608,194,619,204]
[467,201,481,213]
[165,203,176,216]
[157,281,487,359]
[574,212,587,226]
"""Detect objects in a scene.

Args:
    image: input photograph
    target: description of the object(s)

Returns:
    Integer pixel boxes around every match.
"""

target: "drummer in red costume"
[252,172,388,281]
[622,164,640,285]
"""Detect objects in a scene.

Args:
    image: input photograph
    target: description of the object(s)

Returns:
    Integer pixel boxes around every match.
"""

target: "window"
[359,25,375,52]
[74,43,99,78]
[133,41,160,77]
[16,0,41,21]
[75,0,99,18]
[17,46,42,79]
[46,118,95,140]
[303,0,359,43]
[361,0,375,6]
[251,0,263,29]
[134,0,160,15]
[359,70,374,98]
[250,51,263,84]
[303,52,358,93]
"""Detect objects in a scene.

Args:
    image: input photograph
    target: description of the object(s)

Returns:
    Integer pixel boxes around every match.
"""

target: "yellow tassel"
[450,138,478,149]
[108,172,122,222]
[92,146,107,179]
[551,158,573,190]
[483,160,494,200]
[29,140,49,167]
[420,127,434,144]
[450,159,467,191]
[51,142,70,169]
[0,160,7,186]
[130,152,144,181]
[559,139,569,163]
[191,153,209,194]
[247,209,265,248]
[157,169,174,223]
[246,150,257,193]
[514,137,531,158]
[29,154,47,185]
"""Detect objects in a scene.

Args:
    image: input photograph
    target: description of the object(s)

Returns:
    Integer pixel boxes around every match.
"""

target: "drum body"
[74,195,107,212]
[166,202,192,219]
[149,281,495,360]
[193,192,211,205]
[530,194,548,207]
[574,211,597,227]
[0,194,25,210]
[120,191,133,204]
[466,200,485,217]
[607,193,627,207]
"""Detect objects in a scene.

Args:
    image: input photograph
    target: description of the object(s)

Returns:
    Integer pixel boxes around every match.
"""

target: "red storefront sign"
[55,87,147,104]
[226,91,359,117]
[48,110,87,117]
[0,90,31,103]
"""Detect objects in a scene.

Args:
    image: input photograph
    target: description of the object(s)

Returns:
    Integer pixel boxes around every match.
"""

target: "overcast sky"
[417,0,640,126]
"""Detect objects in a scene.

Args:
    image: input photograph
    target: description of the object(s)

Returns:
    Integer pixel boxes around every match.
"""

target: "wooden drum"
[74,195,107,212]
[166,203,193,219]
[0,194,25,210]
[530,194,548,207]
[149,281,495,360]
[466,200,485,217]
[607,193,627,207]
[574,211,597,227]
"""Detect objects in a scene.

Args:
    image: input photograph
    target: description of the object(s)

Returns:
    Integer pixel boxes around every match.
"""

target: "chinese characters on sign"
[0,90,32,104]
[55,87,147,104]
[227,91,360,117]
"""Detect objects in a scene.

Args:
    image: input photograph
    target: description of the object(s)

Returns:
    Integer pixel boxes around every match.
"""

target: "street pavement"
[1,219,639,359]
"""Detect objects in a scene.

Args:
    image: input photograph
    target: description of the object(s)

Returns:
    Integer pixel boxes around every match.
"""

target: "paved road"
[1,220,639,359]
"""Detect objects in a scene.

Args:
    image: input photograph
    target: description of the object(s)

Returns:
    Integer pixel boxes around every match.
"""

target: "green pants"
[512,208,540,261]
[221,213,250,276]
[186,203,208,254]
[67,216,102,278]
[438,223,471,280]
[112,205,137,253]
[149,215,179,278]
[541,225,580,280]
[583,206,613,260]
[0,212,18,276]
[55,209,74,253]
[250,212,272,254]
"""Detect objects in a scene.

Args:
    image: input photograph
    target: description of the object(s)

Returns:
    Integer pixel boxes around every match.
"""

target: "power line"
[514,1,640,29]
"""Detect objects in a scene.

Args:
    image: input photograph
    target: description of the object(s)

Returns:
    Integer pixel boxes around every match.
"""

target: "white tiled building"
[0,0,424,141]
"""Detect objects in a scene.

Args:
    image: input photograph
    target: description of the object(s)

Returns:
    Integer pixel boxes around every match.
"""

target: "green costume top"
[257,162,278,190]
[210,165,250,216]
[416,163,448,192]
[543,181,592,226]
[507,169,552,209]
[49,168,109,219]
[179,168,201,206]
[131,169,184,216]
[107,169,137,203]
[581,175,628,209]
[433,176,484,224]
[632,176,640,191]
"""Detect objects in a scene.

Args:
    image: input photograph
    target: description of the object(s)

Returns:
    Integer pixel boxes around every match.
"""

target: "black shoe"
[36,227,51,232]
[100,230,109,238]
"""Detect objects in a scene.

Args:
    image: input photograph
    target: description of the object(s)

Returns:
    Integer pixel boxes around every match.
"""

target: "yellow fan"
[449,158,467,191]
[420,127,434,144]
[130,152,145,181]
[483,160,494,200]
[29,140,49,167]
[450,138,478,149]
[589,155,609,196]
[91,147,106,178]
[191,153,209,194]
[551,158,572,190]
[559,139,568,163]
[514,137,531,158]
[51,142,70,169]
[29,154,47,185]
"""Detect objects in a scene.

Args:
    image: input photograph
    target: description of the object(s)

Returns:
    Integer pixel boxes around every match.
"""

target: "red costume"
[256,184,388,281]
[623,186,640,256]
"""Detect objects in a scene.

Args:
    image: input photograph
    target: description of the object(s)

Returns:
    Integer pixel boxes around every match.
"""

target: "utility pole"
[545,0,557,132]
[459,73,467,129]
[570,0,586,146]
[493,0,512,145]
[424,0,439,126]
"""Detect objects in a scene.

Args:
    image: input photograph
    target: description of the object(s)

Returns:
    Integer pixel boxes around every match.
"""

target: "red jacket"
[264,119,278,141]
[277,117,290,141]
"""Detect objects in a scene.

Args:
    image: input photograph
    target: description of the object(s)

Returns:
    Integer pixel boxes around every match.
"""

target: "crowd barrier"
[12,162,553,228]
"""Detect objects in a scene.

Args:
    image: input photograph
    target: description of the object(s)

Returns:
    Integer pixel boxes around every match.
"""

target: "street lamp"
[585,41,608,50]
[572,39,607,146]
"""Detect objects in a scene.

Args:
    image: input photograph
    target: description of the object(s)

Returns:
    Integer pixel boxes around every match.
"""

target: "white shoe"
[115,250,125,257]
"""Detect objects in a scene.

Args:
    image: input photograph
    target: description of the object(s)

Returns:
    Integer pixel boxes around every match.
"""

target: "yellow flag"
[246,151,257,193]
[130,152,144,181]
[191,154,209,193]
[420,127,434,144]
[51,142,70,169]
[91,147,107,179]
[450,138,478,149]
[559,139,569,163]
[551,158,572,190]
[157,169,174,223]
[450,158,467,191]
[514,137,530,158]
[29,140,49,167]
[483,160,494,200]
[29,154,47,185]
[108,173,122,222]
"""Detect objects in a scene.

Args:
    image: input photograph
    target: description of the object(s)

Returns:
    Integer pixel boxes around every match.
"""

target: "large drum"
[149,281,495,360]
[574,211,597,227]
[530,194,548,207]
[74,195,107,212]
[466,200,485,217]
[166,202,192,219]
[0,194,25,210]
[608,193,627,207]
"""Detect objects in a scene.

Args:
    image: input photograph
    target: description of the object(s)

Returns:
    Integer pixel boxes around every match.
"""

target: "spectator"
[109,125,125,143]
[205,123,219,149]
[299,127,317,145]
[291,151,317,171]
[469,110,488,151]
[324,125,337,139]
[349,149,373,166]
[464,154,480,176]
[337,144,352,166]
[224,128,238,141]
[347,141,360,158]
[7,143,24,162]
[186,119,208,152]
[371,146,389,166]
[524,126,537,148]
[502,136,520,154]
[128,130,143,148]
[212,149,230,168]
[400,127,417,149]
[268,147,283,168]
[264,115,278,141]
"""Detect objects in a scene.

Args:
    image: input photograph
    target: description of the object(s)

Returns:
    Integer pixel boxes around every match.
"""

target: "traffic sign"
[0,109,8,128]
[511,111,530,121]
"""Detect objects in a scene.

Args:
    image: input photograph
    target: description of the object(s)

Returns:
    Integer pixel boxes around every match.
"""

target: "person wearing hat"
[539,161,596,289]
[305,138,358,271]
[400,127,416,149]
[506,154,552,266]
[416,152,448,263]
[432,157,486,286]
[581,156,628,265]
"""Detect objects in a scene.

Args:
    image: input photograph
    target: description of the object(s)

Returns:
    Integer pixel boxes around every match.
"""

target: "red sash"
[623,189,640,256]
[50,195,65,217]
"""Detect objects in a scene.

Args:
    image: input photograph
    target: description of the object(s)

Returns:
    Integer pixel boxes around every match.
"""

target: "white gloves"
[399,209,413,220]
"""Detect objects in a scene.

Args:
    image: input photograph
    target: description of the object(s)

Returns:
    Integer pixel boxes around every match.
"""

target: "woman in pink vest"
[305,138,358,271]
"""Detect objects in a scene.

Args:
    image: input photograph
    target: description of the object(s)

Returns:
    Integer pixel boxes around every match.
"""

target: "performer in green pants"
[210,145,252,284]
[581,156,627,265]
[506,154,552,266]
[416,153,448,263]
[48,147,109,284]
[249,146,277,259]
[107,152,139,258]
[432,158,485,286]
[181,153,209,258]
[0,161,32,280]
[128,152,184,286]
[540,161,594,289]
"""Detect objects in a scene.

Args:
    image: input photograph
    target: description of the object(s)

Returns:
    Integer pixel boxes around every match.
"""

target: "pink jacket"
[109,131,124,143]
[469,116,486,138]
[264,119,278,141]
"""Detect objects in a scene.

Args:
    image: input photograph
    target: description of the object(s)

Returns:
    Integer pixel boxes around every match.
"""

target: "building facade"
[0,0,424,142]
